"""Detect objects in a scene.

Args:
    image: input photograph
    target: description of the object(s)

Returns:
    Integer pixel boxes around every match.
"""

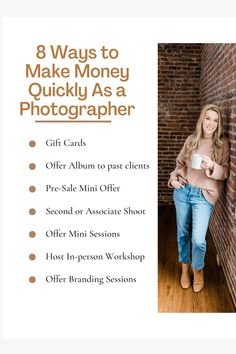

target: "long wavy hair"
[186,104,224,163]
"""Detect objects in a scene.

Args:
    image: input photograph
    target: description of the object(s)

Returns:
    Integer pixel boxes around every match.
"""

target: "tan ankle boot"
[180,263,191,289]
[192,269,204,293]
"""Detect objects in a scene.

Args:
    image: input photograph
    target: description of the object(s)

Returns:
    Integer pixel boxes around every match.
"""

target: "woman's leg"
[173,187,192,264]
[191,195,213,270]
[191,191,213,292]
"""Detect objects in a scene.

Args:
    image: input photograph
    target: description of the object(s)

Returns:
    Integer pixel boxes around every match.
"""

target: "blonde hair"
[186,104,224,163]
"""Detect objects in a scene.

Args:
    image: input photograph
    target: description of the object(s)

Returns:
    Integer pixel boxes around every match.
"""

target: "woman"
[168,104,229,293]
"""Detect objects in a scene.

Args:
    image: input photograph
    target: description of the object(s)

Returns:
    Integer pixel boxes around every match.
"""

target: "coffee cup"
[191,154,203,169]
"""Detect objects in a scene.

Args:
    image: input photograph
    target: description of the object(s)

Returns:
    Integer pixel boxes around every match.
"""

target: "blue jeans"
[173,183,213,270]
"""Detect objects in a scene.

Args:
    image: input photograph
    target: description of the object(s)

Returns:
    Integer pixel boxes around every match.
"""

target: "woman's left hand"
[201,155,214,170]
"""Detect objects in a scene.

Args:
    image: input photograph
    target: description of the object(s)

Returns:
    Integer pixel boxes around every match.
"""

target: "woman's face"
[202,109,219,138]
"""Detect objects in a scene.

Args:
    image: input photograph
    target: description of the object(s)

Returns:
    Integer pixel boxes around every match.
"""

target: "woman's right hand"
[170,180,185,189]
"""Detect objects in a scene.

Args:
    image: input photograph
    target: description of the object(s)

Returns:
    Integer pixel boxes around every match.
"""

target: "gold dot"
[29,140,36,147]
[29,163,36,170]
[29,253,36,261]
[29,231,36,238]
[29,276,36,283]
[29,186,36,193]
[29,208,36,215]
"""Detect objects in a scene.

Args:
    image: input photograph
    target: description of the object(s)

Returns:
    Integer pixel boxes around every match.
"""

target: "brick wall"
[201,43,236,307]
[158,44,202,204]
[158,43,236,308]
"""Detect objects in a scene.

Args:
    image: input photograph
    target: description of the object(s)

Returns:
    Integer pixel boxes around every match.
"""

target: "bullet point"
[29,208,36,215]
[29,276,36,283]
[29,163,36,170]
[29,140,36,147]
[29,186,36,193]
[29,253,36,261]
[29,231,36,238]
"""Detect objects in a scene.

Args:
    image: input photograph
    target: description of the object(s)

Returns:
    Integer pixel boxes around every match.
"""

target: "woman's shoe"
[180,263,191,289]
[192,269,204,293]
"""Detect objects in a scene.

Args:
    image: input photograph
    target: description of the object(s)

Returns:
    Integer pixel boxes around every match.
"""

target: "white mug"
[191,153,203,169]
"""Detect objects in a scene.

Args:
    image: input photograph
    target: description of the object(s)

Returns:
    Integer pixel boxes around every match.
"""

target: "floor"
[158,205,235,313]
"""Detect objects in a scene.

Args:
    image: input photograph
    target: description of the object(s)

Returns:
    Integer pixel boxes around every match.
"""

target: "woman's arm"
[167,136,190,188]
[205,138,230,180]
